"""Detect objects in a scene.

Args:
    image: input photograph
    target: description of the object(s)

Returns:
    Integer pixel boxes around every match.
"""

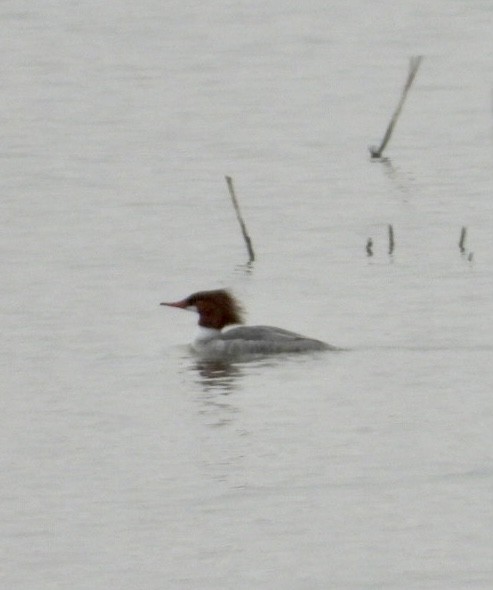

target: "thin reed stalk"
[370,56,423,159]
[225,175,255,262]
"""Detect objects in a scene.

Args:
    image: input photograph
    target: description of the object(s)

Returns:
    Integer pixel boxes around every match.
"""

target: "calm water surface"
[1,1,493,588]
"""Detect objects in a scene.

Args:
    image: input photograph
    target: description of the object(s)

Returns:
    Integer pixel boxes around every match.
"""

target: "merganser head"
[161,289,244,330]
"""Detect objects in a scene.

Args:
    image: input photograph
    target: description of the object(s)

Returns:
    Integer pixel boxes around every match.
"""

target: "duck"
[161,289,338,358]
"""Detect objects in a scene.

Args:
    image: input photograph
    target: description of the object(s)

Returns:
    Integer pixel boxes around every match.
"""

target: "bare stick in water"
[459,226,467,254]
[369,55,423,159]
[388,224,395,255]
[225,175,255,262]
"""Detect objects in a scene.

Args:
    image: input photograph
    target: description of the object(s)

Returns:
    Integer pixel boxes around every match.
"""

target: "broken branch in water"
[225,175,255,262]
[369,55,423,159]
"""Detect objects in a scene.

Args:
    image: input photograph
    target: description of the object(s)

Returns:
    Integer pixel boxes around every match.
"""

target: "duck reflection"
[192,359,243,394]
[184,359,244,430]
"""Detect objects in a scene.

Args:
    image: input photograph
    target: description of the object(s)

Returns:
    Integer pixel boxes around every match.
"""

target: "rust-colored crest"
[188,289,244,329]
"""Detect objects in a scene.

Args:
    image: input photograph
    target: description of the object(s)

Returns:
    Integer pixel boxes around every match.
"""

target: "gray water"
[2,1,493,588]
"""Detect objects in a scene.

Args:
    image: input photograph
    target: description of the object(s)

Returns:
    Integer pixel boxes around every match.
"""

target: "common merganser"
[161,289,338,357]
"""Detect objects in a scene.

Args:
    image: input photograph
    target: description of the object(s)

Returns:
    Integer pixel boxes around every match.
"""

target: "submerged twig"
[370,55,423,159]
[459,226,467,254]
[225,175,255,262]
[388,224,395,255]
